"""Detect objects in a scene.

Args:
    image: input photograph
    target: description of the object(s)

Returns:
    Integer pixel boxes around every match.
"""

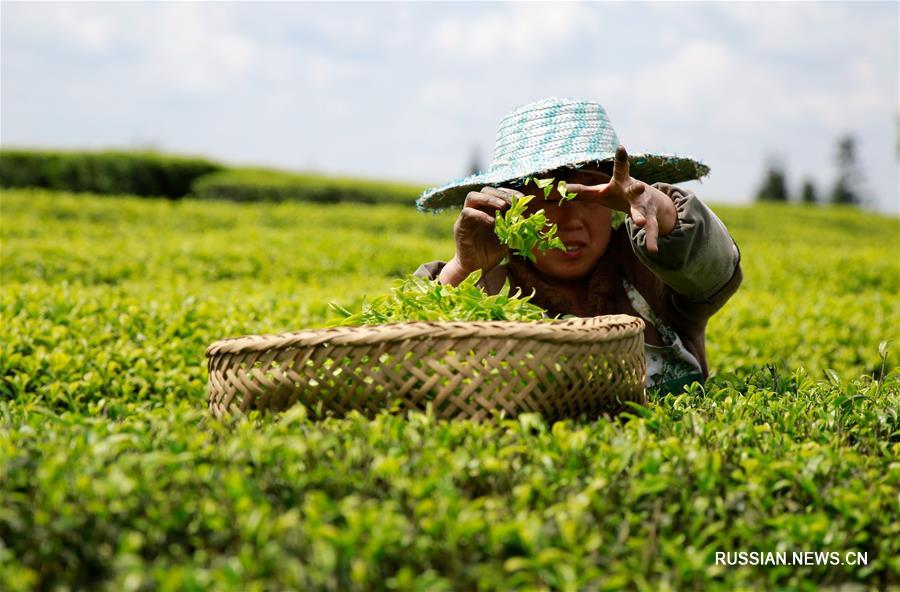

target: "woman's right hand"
[440,187,516,285]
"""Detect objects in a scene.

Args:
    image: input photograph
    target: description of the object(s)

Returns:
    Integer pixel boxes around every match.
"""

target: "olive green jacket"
[414,184,743,379]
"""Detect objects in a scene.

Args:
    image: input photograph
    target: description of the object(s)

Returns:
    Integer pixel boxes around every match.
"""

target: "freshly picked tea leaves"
[330,270,548,326]
[493,193,563,263]
[494,177,577,262]
[330,177,590,325]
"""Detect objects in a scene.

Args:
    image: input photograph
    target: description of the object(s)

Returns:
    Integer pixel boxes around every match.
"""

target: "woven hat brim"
[416,153,710,212]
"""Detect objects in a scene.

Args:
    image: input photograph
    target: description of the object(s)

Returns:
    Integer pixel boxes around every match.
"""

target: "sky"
[2,1,898,213]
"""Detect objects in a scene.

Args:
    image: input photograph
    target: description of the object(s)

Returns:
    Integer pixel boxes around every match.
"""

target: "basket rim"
[206,314,645,357]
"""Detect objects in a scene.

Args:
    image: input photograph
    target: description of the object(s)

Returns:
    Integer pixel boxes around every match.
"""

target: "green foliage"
[0,149,221,198]
[330,271,546,325]
[191,167,423,206]
[2,374,898,591]
[702,203,898,381]
[493,192,565,262]
[801,179,818,204]
[554,179,577,205]
[1,189,899,590]
[493,177,579,262]
[830,136,864,206]
[1,190,895,400]
[0,150,425,205]
[755,161,790,202]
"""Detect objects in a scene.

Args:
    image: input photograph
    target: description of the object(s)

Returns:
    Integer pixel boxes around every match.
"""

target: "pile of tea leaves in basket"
[330,270,547,325]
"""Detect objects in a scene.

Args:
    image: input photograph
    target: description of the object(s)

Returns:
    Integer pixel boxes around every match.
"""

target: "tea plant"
[2,372,898,591]
[1,188,899,591]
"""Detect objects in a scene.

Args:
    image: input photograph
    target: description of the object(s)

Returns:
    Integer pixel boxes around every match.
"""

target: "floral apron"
[622,278,704,394]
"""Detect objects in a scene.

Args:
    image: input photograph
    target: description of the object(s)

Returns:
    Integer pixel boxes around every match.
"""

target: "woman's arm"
[567,146,742,322]
[626,183,741,304]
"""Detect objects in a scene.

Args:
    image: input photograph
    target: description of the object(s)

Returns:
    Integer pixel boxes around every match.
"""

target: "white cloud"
[430,3,594,60]
[21,3,365,95]
[136,4,258,94]
[7,3,115,52]
[586,40,764,132]
[280,5,378,46]
[719,2,856,56]
[588,35,893,136]
[25,2,371,94]
[415,79,467,107]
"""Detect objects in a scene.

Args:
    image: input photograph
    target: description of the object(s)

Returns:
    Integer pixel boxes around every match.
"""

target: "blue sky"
[2,2,898,213]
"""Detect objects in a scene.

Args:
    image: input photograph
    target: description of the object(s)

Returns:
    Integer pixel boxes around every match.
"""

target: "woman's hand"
[565,146,677,253]
[439,187,514,286]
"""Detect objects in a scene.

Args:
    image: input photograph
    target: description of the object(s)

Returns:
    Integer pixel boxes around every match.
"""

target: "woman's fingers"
[455,188,518,274]
[612,146,631,184]
[564,182,610,199]
[644,216,660,253]
[565,147,634,201]
[633,197,660,253]
[484,186,522,200]
[465,190,509,213]
[482,187,521,208]
[626,181,645,197]
[630,204,647,227]
[627,180,663,252]
[459,206,497,227]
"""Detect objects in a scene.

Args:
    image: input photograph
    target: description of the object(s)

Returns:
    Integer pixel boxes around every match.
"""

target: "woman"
[414,98,742,393]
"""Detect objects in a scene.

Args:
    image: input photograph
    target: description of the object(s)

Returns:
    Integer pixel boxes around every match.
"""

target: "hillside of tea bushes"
[1,188,898,591]
[0,148,425,204]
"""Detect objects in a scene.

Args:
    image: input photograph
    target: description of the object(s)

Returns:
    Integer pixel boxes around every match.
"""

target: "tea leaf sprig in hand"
[493,177,578,262]
[493,193,563,263]
[555,180,578,206]
[329,270,548,326]
[531,176,578,206]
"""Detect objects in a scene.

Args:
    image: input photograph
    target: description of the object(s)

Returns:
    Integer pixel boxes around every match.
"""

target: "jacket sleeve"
[625,183,743,323]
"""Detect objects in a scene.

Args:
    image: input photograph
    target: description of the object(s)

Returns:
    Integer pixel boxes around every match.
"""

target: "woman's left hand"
[565,146,677,253]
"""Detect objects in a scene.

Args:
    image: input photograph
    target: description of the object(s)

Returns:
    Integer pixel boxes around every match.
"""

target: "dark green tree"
[468,147,484,176]
[800,179,818,204]
[829,135,864,206]
[756,158,790,202]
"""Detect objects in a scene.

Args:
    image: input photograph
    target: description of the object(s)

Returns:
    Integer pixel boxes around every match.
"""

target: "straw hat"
[416,98,710,211]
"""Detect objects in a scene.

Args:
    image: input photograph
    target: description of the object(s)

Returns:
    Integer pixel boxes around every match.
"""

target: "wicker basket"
[206,314,646,421]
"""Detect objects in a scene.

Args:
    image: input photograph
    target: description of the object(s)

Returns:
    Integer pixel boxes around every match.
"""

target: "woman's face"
[521,169,614,282]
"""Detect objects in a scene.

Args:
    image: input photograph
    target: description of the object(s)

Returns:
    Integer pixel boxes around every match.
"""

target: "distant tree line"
[756,134,867,206]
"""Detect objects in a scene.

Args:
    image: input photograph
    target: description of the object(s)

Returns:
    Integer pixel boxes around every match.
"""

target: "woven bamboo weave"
[206,314,646,421]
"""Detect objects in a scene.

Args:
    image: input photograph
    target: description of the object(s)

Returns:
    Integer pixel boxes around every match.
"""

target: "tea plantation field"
[2,189,899,591]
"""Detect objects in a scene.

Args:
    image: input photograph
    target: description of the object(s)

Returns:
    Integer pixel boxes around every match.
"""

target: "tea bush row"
[0,150,424,205]
[0,150,221,199]
[191,168,422,205]
[2,372,899,591]
[2,190,896,414]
